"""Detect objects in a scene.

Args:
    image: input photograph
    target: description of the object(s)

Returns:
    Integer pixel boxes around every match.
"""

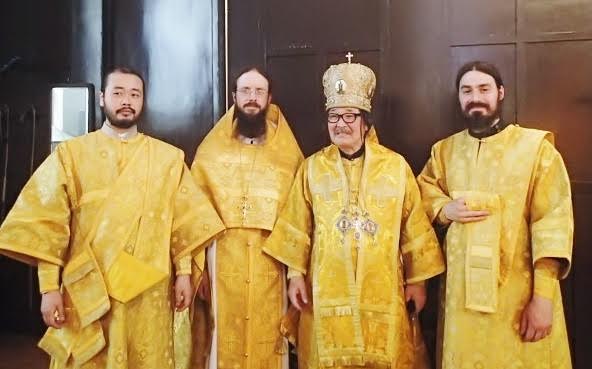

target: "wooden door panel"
[267,0,319,53]
[319,0,382,50]
[268,55,324,156]
[519,0,592,38]
[520,40,592,181]
[448,0,516,44]
[572,191,592,368]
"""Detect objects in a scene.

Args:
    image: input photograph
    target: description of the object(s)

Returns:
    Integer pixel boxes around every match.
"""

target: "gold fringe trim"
[279,306,300,346]
[319,354,392,368]
[319,305,353,317]
[274,335,288,354]
[320,355,365,367]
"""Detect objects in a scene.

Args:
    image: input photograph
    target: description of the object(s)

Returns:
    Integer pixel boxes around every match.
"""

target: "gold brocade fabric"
[212,228,287,369]
[450,190,502,313]
[417,124,574,369]
[341,155,364,270]
[190,104,303,369]
[0,130,225,369]
[263,141,445,369]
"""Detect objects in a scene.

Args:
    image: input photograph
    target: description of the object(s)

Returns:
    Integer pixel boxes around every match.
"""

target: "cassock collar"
[339,145,365,160]
[469,118,510,139]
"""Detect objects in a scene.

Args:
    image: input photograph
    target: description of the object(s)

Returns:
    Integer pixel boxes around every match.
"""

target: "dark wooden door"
[229,1,592,367]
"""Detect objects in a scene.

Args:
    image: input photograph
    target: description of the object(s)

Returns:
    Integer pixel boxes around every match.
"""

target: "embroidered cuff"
[287,268,304,280]
[38,261,60,293]
[175,256,192,276]
[533,258,560,300]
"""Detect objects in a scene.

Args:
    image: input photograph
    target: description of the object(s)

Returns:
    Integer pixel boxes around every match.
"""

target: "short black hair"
[101,65,146,93]
[232,66,272,94]
[455,61,504,90]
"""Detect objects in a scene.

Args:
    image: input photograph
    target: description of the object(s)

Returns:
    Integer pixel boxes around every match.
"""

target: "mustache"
[116,107,136,115]
[243,102,261,109]
[465,102,490,112]
[334,126,351,134]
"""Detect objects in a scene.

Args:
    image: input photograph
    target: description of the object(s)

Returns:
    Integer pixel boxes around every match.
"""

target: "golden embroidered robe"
[0,131,225,369]
[417,124,573,369]
[263,139,445,369]
[190,104,303,369]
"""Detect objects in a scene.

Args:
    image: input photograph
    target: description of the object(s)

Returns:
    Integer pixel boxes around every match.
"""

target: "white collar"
[101,121,139,141]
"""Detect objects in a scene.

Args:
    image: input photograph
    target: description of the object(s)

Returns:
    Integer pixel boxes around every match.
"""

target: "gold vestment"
[263,139,445,368]
[0,131,225,369]
[190,104,303,369]
[417,125,573,369]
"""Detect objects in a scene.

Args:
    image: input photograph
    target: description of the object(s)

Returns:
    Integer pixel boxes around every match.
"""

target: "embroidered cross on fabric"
[239,195,252,222]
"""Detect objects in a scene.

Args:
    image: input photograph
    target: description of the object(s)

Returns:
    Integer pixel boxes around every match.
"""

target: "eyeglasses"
[327,113,361,124]
[236,87,268,97]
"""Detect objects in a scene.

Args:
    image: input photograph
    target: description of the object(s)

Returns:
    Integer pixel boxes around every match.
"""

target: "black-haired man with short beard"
[418,61,573,369]
[0,66,224,369]
[190,67,303,369]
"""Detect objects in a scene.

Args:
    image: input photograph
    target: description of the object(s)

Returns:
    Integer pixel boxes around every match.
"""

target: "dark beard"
[462,102,502,138]
[235,105,267,138]
[104,107,141,129]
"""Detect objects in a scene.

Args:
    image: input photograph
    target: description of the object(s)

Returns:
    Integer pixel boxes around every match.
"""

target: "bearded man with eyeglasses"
[189,66,303,369]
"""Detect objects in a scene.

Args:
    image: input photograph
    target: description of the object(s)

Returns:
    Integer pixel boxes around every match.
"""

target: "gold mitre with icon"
[323,53,376,112]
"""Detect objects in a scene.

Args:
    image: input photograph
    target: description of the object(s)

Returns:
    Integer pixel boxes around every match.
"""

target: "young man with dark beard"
[190,67,303,369]
[0,66,224,369]
[418,61,573,369]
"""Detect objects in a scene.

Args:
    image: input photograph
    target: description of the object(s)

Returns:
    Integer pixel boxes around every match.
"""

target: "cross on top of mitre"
[346,52,353,63]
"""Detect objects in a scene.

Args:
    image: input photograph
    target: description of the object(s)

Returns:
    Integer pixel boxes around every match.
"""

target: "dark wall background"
[0,0,72,334]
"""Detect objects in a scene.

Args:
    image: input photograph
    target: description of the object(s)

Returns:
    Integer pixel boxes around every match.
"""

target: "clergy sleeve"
[175,255,192,276]
[262,161,313,274]
[529,140,573,279]
[400,163,445,284]
[417,143,453,225]
[0,146,72,266]
[533,258,560,300]
[38,261,60,293]
[170,163,224,264]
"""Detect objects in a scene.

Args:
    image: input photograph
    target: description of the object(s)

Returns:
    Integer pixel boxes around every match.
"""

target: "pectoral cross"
[351,214,364,243]
[239,195,251,221]
[346,52,354,63]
